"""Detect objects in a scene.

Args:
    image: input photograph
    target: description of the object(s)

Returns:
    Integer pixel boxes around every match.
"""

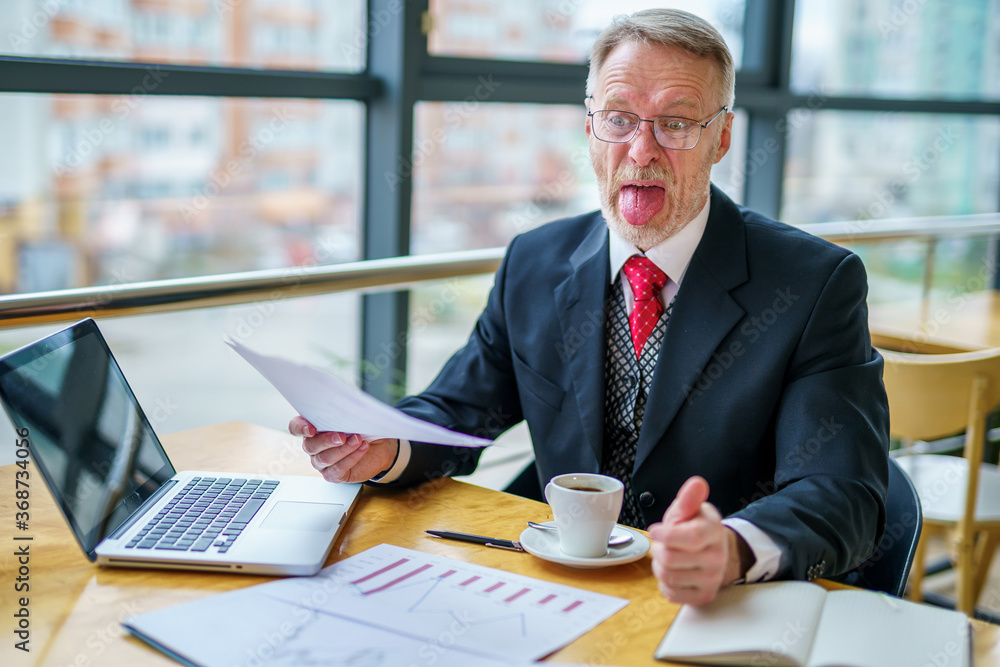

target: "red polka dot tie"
[622,256,668,359]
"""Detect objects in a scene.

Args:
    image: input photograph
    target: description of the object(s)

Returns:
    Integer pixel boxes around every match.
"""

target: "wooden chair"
[881,346,1000,614]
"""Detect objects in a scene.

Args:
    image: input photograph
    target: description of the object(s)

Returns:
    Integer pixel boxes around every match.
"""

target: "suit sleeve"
[376,238,525,488]
[728,252,890,580]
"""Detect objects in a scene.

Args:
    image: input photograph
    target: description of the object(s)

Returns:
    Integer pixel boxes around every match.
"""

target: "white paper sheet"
[226,338,492,447]
[125,544,630,665]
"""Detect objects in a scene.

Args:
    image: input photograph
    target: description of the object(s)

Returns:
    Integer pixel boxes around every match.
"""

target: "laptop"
[0,317,361,576]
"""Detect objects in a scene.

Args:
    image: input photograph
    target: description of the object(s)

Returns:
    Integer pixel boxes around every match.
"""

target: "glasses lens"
[592,111,638,142]
[653,117,700,150]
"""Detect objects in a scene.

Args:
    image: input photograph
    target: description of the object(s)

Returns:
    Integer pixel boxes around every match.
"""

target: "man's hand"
[648,476,745,606]
[289,416,399,484]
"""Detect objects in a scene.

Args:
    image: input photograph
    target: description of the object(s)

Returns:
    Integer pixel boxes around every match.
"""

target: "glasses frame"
[586,102,730,151]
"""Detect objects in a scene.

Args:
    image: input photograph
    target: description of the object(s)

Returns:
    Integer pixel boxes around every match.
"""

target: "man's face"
[587,41,733,250]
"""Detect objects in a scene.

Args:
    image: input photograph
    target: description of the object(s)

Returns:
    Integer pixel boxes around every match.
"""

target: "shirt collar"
[608,195,711,286]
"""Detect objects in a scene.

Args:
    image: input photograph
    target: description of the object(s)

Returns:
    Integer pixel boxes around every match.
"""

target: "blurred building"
[784,0,1000,225]
[0,0,363,294]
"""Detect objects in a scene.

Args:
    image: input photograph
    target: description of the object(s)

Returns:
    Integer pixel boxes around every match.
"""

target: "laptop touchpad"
[260,501,343,531]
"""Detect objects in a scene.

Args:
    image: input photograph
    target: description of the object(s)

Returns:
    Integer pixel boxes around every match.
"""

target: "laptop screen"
[0,318,174,560]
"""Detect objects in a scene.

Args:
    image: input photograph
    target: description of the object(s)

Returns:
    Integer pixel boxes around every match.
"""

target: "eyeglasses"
[587,104,729,151]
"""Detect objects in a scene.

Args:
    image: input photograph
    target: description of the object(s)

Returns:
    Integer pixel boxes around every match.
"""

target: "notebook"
[654,581,970,667]
[0,317,361,576]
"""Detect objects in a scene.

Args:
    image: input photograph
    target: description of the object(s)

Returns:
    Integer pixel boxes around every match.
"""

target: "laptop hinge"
[106,479,178,541]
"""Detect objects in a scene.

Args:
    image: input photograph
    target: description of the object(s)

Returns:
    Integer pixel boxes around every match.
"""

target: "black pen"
[425,530,524,552]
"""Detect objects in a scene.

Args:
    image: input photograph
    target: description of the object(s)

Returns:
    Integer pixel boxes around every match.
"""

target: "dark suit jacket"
[391,185,890,581]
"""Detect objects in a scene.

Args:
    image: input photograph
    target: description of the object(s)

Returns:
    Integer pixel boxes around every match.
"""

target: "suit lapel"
[554,214,611,466]
[634,187,750,471]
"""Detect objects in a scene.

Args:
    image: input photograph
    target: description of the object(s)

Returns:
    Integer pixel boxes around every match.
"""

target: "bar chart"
[124,544,629,665]
[276,543,630,661]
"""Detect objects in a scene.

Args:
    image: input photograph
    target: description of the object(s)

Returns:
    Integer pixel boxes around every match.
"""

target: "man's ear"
[713,111,734,164]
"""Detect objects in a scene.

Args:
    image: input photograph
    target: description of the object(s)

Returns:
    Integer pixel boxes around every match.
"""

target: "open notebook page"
[808,589,969,667]
[655,581,826,666]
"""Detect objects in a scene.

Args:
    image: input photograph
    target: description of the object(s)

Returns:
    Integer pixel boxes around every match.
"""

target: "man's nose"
[628,120,662,167]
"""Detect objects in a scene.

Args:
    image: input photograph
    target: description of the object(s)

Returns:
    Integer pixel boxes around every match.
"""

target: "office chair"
[881,346,1000,615]
[854,456,923,597]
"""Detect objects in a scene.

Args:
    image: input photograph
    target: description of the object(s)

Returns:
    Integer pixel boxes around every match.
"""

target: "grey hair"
[586,8,735,109]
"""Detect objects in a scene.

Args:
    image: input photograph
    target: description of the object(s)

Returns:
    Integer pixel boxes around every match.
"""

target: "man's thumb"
[664,476,710,524]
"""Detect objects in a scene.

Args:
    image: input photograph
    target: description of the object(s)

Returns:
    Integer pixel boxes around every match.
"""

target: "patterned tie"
[622,256,668,359]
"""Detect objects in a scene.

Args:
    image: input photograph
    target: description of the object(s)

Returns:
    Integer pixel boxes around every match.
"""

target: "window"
[0,0,366,72]
[428,0,746,68]
[792,0,1000,100]
[0,94,362,293]
[783,112,1000,224]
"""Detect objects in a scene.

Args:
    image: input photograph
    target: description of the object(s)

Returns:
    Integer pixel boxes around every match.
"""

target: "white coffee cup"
[544,473,624,558]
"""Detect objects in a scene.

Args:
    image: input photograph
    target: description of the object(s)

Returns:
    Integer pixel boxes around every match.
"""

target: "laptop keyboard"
[125,477,278,554]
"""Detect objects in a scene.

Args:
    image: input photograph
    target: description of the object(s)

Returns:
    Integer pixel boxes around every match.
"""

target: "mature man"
[291,9,889,605]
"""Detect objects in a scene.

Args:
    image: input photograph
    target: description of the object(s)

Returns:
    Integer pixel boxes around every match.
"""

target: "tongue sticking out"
[619,185,665,226]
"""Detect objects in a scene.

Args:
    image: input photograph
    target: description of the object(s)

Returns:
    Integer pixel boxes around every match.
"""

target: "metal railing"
[0,213,998,329]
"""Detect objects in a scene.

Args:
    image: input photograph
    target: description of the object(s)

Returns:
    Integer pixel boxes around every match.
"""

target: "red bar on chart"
[350,558,409,586]
[439,569,457,579]
[505,588,530,603]
[563,600,583,613]
[538,594,557,605]
[484,582,505,593]
[460,576,481,587]
[362,563,433,595]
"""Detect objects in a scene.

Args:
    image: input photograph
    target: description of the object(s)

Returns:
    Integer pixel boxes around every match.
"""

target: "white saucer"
[518,522,650,569]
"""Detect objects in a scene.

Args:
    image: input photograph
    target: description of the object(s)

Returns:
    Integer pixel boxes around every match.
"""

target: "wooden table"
[2,422,999,666]
[869,291,1000,353]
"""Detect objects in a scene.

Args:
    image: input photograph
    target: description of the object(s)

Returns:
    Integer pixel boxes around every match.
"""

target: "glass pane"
[406,276,533,490]
[0,0,365,72]
[411,102,598,254]
[0,94,362,293]
[783,111,1000,224]
[711,107,748,205]
[428,0,745,68]
[0,292,360,465]
[791,0,1000,100]
[783,110,1000,304]
[411,102,749,254]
